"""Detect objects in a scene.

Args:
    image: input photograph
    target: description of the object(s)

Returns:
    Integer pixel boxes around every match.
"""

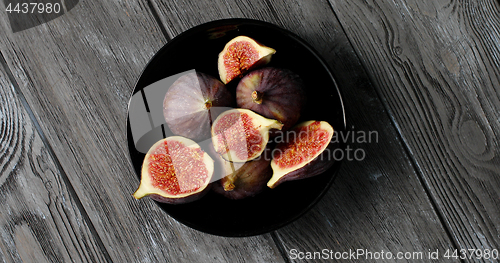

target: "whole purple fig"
[211,147,272,200]
[236,67,306,132]
[163,72,234,141]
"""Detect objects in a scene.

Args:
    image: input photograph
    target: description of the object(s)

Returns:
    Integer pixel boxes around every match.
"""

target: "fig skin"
[147,187,212,205]
[236,67,306,132]
[268,121,335,189]
[163,72,234,141]
[218,36,276,84]
[211,148,273,200]
[133,136,215,204]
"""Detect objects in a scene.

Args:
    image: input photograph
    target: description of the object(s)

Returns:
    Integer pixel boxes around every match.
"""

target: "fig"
[236,67,306,132]
[211,108,283,162]
[212,147,273,200]
[133,136,214,204]
[218,36,276,84]
[163,72,234,141]
[267,121,335,189]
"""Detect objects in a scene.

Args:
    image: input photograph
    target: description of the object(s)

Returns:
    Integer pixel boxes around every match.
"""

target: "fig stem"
[204,100,212,110]
[251,91,263,104]
[223,161,237,192]
[223,181,235,191]
[205,99,213,125]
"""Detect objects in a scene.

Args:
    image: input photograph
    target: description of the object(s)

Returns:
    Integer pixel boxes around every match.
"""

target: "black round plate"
[127,18,346,237]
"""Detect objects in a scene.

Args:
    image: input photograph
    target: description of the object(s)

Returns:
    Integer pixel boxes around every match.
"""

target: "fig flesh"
[133,136,214,204]
[236,67,306,132]
[212,148,273,200]
[218,36,276,84]
[211,108,283,162]
[268,121,335,189]
[163,72,234,141]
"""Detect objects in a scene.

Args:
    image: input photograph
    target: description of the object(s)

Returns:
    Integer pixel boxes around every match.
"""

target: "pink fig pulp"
[211,109,283,162]
[133,136,214,204]
[268,121,335,188]
[218,36,276,84]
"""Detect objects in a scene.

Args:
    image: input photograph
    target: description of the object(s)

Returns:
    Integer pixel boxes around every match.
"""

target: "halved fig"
[268,121,335,189]
[212,147,273,200]
[163,72,234,141]
[211,109,283,162]
[236,67,306,132]
[133,136,214,204]
[218,36,276,84]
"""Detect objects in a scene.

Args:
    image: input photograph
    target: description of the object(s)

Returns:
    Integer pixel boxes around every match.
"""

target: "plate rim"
[126,18,347,237]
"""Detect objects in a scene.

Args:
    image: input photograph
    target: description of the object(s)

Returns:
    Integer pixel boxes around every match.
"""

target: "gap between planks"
[324,0,465,259]
[146,0,171,42]
[0,51,114,263]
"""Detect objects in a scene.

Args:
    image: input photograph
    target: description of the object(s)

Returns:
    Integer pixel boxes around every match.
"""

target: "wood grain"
[0,1,284,262]
[0,57,109,262]
[149,0,456,260]
[329,0,500,256]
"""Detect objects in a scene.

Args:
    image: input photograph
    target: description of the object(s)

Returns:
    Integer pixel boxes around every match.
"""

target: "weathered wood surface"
[0,1,284,262]
[1,0,499,261]
[0,59,109,262]
[149,0,456,261]
[329,0,500,258]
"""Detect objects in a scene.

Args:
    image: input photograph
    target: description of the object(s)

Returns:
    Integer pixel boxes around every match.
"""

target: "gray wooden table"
[1,0,499,262]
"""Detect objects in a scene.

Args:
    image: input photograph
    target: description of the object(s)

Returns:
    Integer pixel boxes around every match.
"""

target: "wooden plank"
[0,57,110,262]
[329,0,500,256]
[0,1,285,262]
[148,0,456,260]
